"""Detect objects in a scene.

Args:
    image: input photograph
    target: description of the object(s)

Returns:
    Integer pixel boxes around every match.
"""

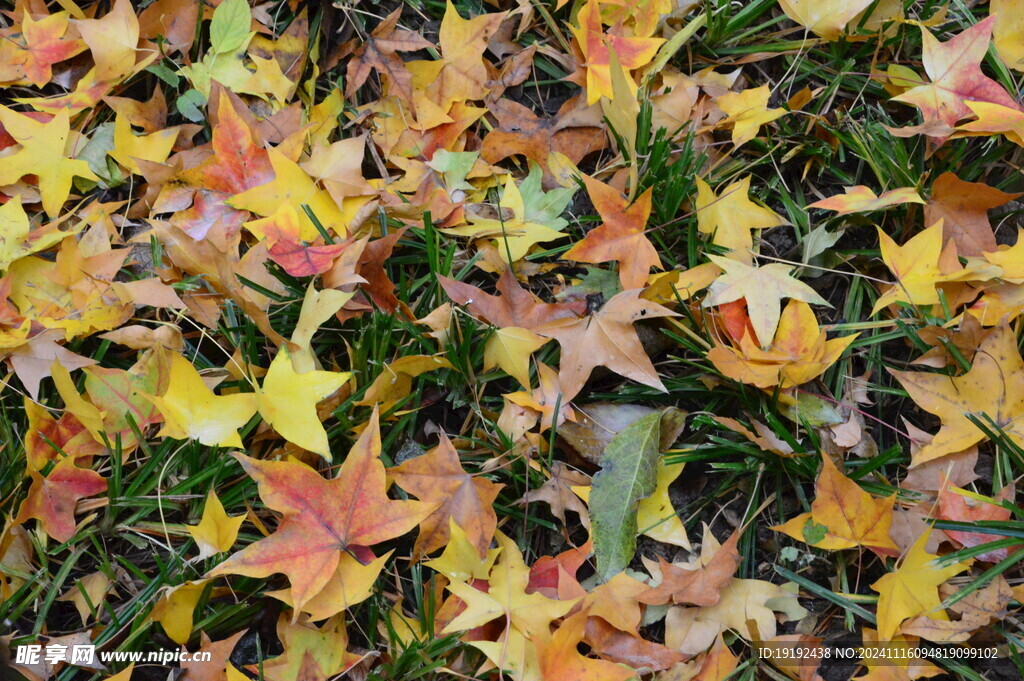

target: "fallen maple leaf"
[570,0,664,105]
[778,0,876,40]
[704,255,830,348]
[354,354,452,412]
[924,171,1021,256]
[891,17,1021,143]
[640,525,740,606]
[807,186,925,214]
[150,580,208,644]
[715,86,787,147]
[57,571,113,626]
[388,432,502,560]
[695,176,788,258]
[937,482,1018,562]
[444,174,567,262]
[0,196,82,273]
[256,348,349,460]
[871,530,971,640]
[521,461,591,526]
[563,176,661,290]
[0,107,98,217]
[146,351,257,449]
[774,456,899,556]
[159,91,274,243]
[891,322,1024,465]
[872,221,957,314]
[188,490,246,560]
[665,579,807,655]
[208,410,436,613]
[992,0,1024,71]
[480,98,608,184]
[258,615,361,681]
[345,7,432,103]
[440,268,581,330]
[537,289,677,400]
[73,0,141,82]
[538,611,636,681]
[4,10,86,88]
[15,456,106,542]
[441,531,577,638]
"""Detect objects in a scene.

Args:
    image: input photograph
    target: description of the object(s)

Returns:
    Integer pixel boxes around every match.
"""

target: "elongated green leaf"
[209,0,252,54]
[591,407,686,581]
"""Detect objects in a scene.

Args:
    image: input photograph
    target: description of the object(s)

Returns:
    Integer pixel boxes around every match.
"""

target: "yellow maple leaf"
[872,221,952,314]
[256,348,350,460]
[187,490,246,560]
[444,175,566,262]
[0,107,98,218]
[778,0,876,40]
[230,149,350,238]
[891,322,1024,465]
[150,580,209,645]
[871,531,971,640]
[146,352,257,449]
[0,197,81,273]
[425,519,502,582]
[109,111,177,174]
[441,532,576,638]
[696,176,788,257]
[484,326,549,389]
[993,0,1024,71]
[266,551,392,621]
[73,0,140,81]
[354,354,453,412]
[716,85,787,147]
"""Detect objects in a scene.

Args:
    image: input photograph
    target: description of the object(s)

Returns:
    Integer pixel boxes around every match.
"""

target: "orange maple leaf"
[563,176,662,290]
[924,171,1021,256]
[15,457,106,542]
[570,0,664,105]
[388,432,502,560]
[208,410,436,611]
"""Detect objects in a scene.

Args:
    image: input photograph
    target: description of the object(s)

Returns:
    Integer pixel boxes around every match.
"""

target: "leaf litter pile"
[7,0,1024,680]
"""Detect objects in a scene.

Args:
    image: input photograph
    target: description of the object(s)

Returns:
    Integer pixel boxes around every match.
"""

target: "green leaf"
[590,408,686,582]
[176,89,208,123]
[779,392,843,427]
[802,518,829,544]
[209,0,252,55]
[146,62,180,87]
[555,267,621,301]
[427,150,479,193]
[78,123,117,184]
[519,162,575,230]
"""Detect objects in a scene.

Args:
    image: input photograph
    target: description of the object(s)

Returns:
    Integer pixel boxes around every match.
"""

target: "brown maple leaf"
[345,7,432,103]
[639,527,740,606]
[924,171,1021,256]
[388,432,503,560]
[440,268,581,330]
[480,97,608,185]
[537,289,677,400]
